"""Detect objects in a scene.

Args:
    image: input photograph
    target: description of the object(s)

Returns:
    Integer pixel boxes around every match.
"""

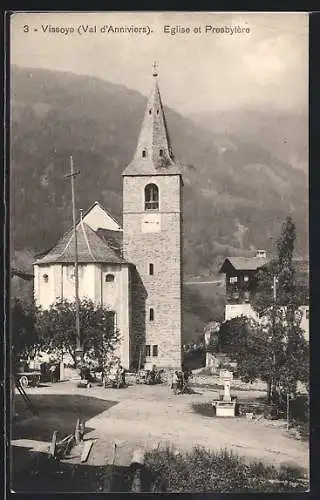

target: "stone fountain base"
[213,400,236,417]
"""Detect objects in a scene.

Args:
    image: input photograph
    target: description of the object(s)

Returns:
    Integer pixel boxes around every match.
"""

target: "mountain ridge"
[11,65,308,278]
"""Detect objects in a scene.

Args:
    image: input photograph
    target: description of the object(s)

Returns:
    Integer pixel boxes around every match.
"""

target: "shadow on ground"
[11,446,155,493]
[12,394,118,441]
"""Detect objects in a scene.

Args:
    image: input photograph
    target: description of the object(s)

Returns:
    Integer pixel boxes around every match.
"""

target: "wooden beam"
[80,440,93,463]
[49,431,58,458]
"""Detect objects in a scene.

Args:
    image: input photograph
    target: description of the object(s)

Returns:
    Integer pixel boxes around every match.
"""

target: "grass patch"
[192,402,216,418]
[144,446,308,493]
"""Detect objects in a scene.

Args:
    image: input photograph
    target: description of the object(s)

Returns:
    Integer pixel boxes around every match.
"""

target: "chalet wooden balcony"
[226,289,251,304]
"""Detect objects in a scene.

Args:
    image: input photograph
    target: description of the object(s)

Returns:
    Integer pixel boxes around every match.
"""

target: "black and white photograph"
[9,11,309,493]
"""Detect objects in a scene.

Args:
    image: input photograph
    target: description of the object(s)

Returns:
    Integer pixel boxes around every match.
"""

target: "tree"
[204,321,220,352]
[252,217,308,402]
[11,298,40,367]
[36,298,119,366]
[218,316,268,383]
[219,217,309,406]
[253,216,301,313]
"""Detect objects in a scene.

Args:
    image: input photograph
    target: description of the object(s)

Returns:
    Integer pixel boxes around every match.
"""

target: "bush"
[294,421,309,441]
[290,394,309,423]
[193,401,241,417]
[192,402,216,418]
[144,447,308,492]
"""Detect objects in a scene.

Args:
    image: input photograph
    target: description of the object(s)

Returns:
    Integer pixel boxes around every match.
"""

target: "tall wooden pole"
[273,275,277,302]
[65,156,82,364]
[270,275,278,404]
[286,392,290,431]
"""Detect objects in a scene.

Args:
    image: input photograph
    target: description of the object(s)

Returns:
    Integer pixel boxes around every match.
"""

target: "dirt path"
[14,382,309,471]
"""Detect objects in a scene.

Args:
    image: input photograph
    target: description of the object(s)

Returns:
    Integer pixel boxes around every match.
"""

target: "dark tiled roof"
[219,256,309,282]
[11,268,34,280]
[34,222,126,265]
[219,257,268,273]
[95,228,123,258]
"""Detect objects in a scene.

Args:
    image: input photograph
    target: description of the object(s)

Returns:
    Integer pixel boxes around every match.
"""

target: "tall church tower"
[122,65,183,369]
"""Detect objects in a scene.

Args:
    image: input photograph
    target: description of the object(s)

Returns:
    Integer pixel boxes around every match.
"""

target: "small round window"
[105,274,115,283]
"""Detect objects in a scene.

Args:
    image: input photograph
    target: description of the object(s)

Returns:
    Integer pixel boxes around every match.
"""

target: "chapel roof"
[34,221,126,265]
[122,66,181,177]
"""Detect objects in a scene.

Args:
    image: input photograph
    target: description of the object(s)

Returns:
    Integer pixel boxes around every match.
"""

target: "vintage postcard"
[9,11,309,493]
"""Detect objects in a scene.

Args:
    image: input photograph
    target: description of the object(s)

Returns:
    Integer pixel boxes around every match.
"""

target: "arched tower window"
[145,183,159,211]
[105,274,115,283]
[142,149,147,158]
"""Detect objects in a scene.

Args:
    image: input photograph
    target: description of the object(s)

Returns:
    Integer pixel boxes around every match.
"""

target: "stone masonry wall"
[123,175,182,368]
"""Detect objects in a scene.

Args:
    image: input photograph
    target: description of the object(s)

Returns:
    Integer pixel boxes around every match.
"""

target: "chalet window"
[244,291,250,302]
[152,345,158,357]
[149,263,154,275]
[149,308,154,321]
[145,183,159,211]
[145,345,151,357]
[232,291,240,299]
[43,274,49,283]
[244,276,249,282]
[229,276,238,283]
[142,149,147,158]
[105,274,115,282]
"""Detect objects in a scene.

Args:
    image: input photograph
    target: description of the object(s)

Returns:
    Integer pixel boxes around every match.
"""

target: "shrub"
[290,394,309,423]
[192,402,216,418]
[144,446,307,493]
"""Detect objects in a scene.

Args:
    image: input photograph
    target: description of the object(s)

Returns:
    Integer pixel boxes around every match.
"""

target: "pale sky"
[10,11,308,116]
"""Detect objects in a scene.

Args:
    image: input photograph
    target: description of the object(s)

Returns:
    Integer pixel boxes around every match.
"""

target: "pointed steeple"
[123,64,181,176]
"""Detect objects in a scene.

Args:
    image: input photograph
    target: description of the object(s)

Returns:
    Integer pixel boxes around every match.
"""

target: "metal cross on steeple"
[152,61,158,77]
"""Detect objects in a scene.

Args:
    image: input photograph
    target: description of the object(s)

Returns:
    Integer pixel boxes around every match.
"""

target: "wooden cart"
[18,371,41,388]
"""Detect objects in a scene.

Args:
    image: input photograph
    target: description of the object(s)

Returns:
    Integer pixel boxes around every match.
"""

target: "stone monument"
[212,373,236,417]
[223,380,232,402]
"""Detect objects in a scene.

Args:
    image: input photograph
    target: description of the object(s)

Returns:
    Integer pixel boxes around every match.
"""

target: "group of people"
[79,364,95,383]
[79,358,126,388]
[145,365,161,385]
[171,368,192,394]
[79,358,193,394]
[105,360,126,388]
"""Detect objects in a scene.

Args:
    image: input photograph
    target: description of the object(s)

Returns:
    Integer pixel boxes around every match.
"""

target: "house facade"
[219,251,309,341]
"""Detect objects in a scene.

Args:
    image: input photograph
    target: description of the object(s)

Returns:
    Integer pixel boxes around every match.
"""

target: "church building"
[33,67,183,370]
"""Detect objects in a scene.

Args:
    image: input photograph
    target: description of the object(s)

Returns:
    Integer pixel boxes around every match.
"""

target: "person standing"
[171,371,178,394]
[119,365,126,386]
[49,363,56,383]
